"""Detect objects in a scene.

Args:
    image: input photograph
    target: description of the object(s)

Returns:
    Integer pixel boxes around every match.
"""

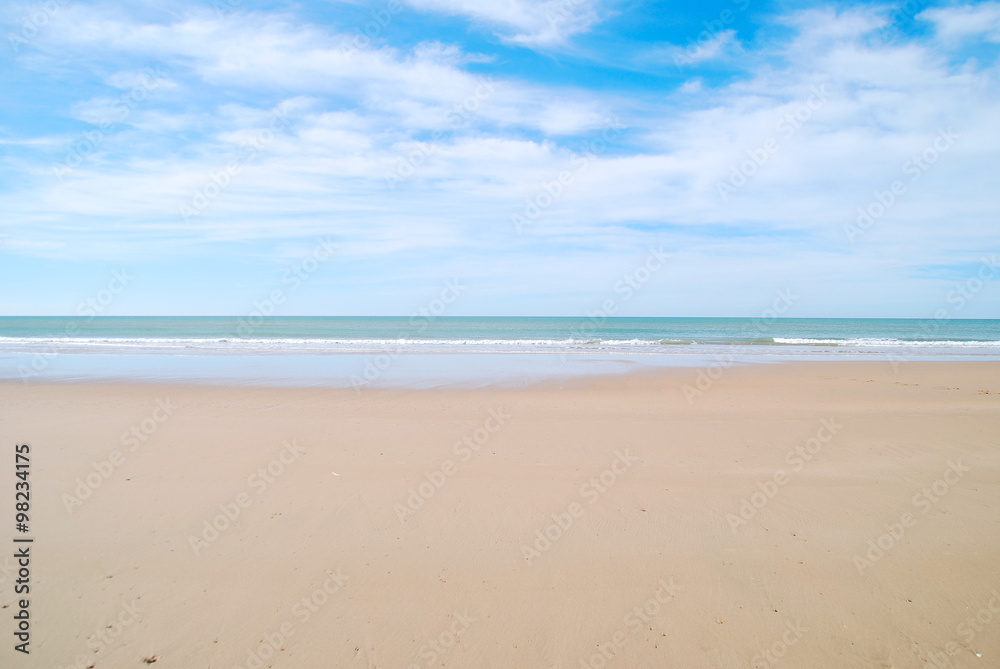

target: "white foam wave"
[1,335,998,355]
[772,337,1000,348]
[0,336,682,354]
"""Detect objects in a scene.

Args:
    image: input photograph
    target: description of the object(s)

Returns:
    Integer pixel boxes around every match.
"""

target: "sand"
[1,361,999,668]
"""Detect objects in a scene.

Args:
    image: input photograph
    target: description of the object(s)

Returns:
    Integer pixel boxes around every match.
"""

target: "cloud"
[920,2,1000,43]
[402,0,602,46]
[40,10,473,99]
[24,8,617,141]
[2,3,999,316]
[6,6,997,247]
[647,29,740,67]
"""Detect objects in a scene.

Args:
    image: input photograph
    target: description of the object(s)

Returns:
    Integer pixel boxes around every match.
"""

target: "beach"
[6,0,1000,666]
[3,360,999,668]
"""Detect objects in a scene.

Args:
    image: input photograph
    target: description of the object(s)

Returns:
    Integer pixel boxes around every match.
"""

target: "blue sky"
[1,0,998,317]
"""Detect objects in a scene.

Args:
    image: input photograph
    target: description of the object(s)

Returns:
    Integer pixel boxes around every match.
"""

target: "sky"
[0,0,998,317]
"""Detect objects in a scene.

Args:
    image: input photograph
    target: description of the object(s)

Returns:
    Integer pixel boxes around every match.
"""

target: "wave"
[772,338,1000,348]
[2,335,999,355]
[0,336,674,353]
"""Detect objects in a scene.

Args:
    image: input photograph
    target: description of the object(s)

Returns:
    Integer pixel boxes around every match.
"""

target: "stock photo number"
[13,443,32,655]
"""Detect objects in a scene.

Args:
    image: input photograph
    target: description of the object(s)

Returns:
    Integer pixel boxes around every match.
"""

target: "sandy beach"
[2,361,999,668]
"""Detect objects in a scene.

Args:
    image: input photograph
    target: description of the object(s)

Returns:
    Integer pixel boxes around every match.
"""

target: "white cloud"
[778,6,885,41]
[33,8,610,134]
[103,68,174,90]
[403,0,602,46]
[649,29,740,67]
[2,3,999,317]
[920,2,1000,43]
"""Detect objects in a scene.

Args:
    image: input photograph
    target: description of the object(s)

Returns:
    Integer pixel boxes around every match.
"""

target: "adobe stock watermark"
[394,408,510,522]
[942,255,1000,313]
[888,255,998,371]
[189,439,307,556]
[179,104,291,220]
[76,269,134,318]
[58,598,144,669]
[350,278,466,392]
[218,0,403,55]
[542,0,590,31]
[561,247,669,362]
[880,0,928,41]
[578,577,681,669]
[737,289,799,341]
[576,247,670,326]
[62,397,178,512]
[50,68,167,180]
[233,569,349,669]
[408,279,466,331]
[521,449,639,564]
[672,0,751,68]
[751,620,807,669]
[384,77,498,189]
[234,236,337,337]
[912,586,999,667]
[853,459,969,575]
[512,116,626,233]
[407,612,476,669]
[18,269,133,381]
[211,0,243,18]
[682,353,737,402]
[683,287,798,404]
[7,0,68,53]
[844,128,958,242]
[717,85,829,202]
[340,0,405,61]
[726,418,841,532]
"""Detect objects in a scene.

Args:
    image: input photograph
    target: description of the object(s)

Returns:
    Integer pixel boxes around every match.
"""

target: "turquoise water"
[2,317,997,386]
[1,316,998,351]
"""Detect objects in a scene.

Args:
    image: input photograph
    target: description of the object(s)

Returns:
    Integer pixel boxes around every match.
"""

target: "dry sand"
[1,361,999,668]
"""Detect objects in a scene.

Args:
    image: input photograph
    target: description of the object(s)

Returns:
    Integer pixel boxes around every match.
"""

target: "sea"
[1,317,998,387]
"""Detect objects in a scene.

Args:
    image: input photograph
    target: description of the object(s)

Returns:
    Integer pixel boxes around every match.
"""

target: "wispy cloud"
[645,29,741,67]
[403,0,603,47]
[921,1,1000,42]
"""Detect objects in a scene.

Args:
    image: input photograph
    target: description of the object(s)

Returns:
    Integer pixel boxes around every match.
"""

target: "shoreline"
[5,357,1000,391]
[6,353,1000,391]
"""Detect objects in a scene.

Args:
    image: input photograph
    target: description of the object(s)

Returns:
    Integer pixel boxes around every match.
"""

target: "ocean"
[2,316,998,386]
